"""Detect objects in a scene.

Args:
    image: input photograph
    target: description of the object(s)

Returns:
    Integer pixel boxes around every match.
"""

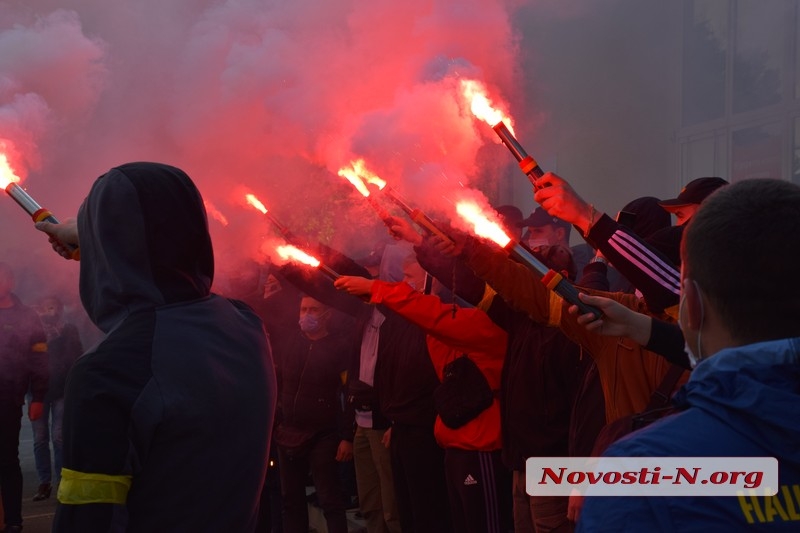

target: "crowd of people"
[0,160,796,532]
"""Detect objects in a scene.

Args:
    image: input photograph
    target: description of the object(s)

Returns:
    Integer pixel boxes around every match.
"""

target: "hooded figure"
[53,162,277,532]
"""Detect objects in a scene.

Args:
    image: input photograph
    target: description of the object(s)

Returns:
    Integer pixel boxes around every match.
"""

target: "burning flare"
[0,152,22,189]
[460,80,515,135]
[276,244,321,268]
[275,244,340,281]
[337,159,387,197]
[245,193,268,214]
[204,200,229,226]
[455,201,511,247]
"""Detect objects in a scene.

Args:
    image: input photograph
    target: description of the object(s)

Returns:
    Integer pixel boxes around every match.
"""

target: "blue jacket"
[578,337,800,532]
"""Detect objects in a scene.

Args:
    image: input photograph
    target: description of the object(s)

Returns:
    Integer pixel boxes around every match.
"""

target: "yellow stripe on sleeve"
[57,468,132,505]
[476,284,497,313]
[547,292,563,327]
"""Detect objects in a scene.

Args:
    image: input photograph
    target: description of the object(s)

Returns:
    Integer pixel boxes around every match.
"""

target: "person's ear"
[682,278,704,330]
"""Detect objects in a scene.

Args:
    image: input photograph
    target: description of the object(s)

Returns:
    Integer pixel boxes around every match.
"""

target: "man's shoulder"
[606,405,756,458]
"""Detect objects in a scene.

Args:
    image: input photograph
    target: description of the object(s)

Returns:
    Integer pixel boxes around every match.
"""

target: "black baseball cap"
[658,177,729,209]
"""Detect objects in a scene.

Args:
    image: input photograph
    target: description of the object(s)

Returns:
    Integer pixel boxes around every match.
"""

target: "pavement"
[12,420,58,533]
[10,422,366,533]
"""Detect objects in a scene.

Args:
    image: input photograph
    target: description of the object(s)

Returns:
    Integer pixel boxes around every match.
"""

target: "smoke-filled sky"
[2,0,776,325]
[1,0,530,295]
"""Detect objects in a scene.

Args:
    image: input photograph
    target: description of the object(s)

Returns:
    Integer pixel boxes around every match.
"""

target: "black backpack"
[433,354,495,429]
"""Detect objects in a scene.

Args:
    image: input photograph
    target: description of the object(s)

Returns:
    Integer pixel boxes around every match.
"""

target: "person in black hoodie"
[35,162,277,532]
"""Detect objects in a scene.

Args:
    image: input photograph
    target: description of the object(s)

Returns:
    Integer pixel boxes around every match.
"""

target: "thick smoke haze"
[1,0,523,303]
[3,1,775,335]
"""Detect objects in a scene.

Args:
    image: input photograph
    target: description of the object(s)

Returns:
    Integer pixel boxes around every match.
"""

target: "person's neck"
[305,329,329,341]
[0,294,14,309]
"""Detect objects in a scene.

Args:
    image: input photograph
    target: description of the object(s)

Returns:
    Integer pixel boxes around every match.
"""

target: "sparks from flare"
[337,159,387,197]
[460,79,515,135]
[455,200,512,248]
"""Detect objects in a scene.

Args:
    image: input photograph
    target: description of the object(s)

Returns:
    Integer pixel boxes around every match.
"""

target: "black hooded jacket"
[54,163,277,533]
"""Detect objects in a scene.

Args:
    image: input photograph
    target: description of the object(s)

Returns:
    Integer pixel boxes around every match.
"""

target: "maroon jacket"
[0,294,48,406]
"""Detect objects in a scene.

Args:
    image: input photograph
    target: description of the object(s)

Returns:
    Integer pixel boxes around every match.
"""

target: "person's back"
[63,295,274,531]
[44,162,276,532]
[578,179,800,531]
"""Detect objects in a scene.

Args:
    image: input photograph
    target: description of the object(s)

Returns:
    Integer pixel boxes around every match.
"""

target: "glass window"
[793,117,800,184]
[682,0,728,125]
[733,0,784,113]
[681,136,716,180]
[731,122,783,182]
[796,3,800,100]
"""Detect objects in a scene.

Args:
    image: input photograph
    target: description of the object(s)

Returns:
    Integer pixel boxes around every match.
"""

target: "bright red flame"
[337,159,387,197]
[460,79,515,135]
[456,200,512,248]
[0,151,21,190]
[276,245,321,267]
[204,200,229,226]
[245,193,268,214]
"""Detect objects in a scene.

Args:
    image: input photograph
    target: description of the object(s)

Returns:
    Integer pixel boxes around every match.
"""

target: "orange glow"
[337,159,387,197]
[204,200,229,226]
[276,245,321,267]
[460,79,515,135]
[0,152,21,190]
[245,193,268,214]
[456,200,512,248]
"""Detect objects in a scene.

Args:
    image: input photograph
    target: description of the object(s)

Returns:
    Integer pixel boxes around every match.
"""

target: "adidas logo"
[463,474,478,486]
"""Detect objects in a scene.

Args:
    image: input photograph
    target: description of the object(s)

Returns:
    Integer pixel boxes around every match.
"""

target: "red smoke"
[1,0,521,306]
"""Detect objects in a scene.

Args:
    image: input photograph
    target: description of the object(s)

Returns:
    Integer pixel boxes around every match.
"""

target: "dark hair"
[683,179,800,344]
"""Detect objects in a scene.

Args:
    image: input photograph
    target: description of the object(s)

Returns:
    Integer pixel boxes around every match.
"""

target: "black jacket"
[281,261,439,430]
[275,329,355,444]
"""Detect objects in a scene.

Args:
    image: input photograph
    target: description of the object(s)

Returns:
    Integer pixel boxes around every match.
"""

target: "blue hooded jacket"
[578,337,800,532]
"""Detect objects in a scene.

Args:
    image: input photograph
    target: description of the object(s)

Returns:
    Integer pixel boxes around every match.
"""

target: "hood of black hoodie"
[78,162,214,333]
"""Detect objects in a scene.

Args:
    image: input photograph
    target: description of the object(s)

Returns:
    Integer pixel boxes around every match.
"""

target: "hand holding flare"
[34,219,79,260]
[0,152,79,260]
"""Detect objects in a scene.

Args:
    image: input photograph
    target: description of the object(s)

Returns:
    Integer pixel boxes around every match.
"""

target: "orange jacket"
[465,242,687,424]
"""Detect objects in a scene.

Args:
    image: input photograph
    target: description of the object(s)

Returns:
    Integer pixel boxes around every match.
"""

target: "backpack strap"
[644,364,686,411]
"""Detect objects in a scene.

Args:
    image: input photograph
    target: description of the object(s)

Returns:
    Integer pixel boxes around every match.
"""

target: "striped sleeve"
[587,214,680,313]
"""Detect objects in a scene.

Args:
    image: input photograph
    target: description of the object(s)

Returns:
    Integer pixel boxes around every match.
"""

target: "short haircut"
[683,179,800,344]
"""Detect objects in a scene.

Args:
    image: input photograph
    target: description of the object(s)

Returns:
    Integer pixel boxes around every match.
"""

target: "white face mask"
[527,237,550,250]
[678,282,704,368]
